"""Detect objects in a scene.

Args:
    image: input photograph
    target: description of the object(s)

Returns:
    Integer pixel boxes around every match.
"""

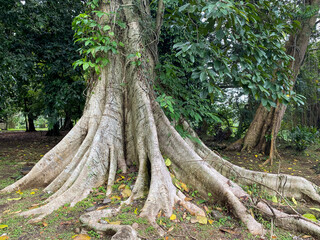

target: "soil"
[0,131,318,240]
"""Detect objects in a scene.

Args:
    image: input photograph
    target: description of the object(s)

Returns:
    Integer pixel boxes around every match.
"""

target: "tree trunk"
[60,111,73,131]
[46,121,60,136]
[27,113,36,132]
[228,0,320,163]
[2,0,320,238]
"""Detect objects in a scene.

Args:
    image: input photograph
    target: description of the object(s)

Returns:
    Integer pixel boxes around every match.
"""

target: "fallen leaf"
[134,208,138,215]
[8,210,21,215]
[97,205,108,210]
[208,219,214,224]
[110,196,121,200]
[30,192,35,195]
[174,182,182,190]
[292,197,297,206]
[118,184,126,190]
[0,225,8,229]
[0,236,9,240]
[165,158,172,166]
[303,213,317,222]
[190,217,198,223]
[43,221,48,227]
[196,215,207,224]
[16,189,23,195]
[219,227,237,234]
[302,235,312,239]
[180,182,189,192]
[272,196,278,203]
[73,234,91,240]
[184,197,192,201]
[168,226,174,232]
[310,207,320,212]
[120,175,125,179]
[109,221,121,225]
[157,210,162,218]
[7,197,21,201]
[2,210,10,214]
[170,214,176,220]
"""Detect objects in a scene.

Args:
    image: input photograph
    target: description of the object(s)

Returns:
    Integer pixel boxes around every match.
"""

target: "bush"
[290,125,318,151]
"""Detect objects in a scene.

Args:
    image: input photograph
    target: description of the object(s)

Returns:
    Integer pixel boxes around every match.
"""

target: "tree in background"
[228,0,320,166]
[0,0,86,133]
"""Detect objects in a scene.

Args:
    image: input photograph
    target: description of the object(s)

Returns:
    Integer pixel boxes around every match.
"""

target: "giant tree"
[3,0,320,238]
[228,0,320,166]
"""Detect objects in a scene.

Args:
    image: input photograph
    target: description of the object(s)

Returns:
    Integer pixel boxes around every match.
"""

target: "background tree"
[228,0,320,166]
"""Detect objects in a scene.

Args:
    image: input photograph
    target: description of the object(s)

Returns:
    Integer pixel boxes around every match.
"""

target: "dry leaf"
[0,236,9,240]
[196,215,207,225]
[168,226,174,232]
[110,195,121,200]
[302,235,312,239]
[184,197,193,201]
[180,182,189,192]
[219,227,237,234]
[190,217,198,223]
[73,234,91,240]
[170,214,176,220]
[8,210,21,215]
[118,184,126,190]
[43,221,48,227]
[97,205,108,210]
[208,219,214,224]
[157,210,162,218]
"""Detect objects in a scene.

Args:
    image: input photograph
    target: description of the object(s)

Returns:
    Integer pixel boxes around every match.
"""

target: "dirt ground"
[0,131,319,240]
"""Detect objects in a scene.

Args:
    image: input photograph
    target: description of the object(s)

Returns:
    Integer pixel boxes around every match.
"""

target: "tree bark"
[228,0,320,163]
[60,111,73,131]
[27,113,36,132]
[2,0,320,238]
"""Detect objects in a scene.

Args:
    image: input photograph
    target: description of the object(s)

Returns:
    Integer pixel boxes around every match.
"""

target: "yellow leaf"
[73,234,91,240]
[30,192,35,195]
[134,208,138,215]
[0,225,8,229]
[310,207,320,212]
[110,196,121,200]
[16,189,23,195]
[0,236,9,240]
[165,158,172,167]
[180,182,189,192]
[120,175,125,179]
[7,197,21,201]
[292,197,297,205]
[43,221,48,227]
[174,182,181,190]
[109,221,121,225]
[208,219,214,224]
[170,214,176,220]
[255,155,258,158]
[118,184,126,190]
[288,168,292,170]
[196,215,207,224]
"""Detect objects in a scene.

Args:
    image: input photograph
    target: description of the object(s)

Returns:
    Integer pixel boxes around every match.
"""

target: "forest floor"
[0,131,319,240]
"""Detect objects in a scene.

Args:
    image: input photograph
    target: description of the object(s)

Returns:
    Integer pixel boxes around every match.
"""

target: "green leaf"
[303,213,317,222]
[165,158,172,167]
[103,25,111,31]
[271,196,278,203]
[83,62,90,70]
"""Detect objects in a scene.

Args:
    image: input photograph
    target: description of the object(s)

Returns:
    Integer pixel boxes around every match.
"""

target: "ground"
[0,131,319,240]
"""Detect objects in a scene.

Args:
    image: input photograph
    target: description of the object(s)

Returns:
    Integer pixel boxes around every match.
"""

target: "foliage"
[289,126,318,151]
[72,1,126,74]
[0,0,86,130]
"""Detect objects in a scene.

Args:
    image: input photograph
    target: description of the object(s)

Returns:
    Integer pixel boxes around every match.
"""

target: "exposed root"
[80,209,140,240]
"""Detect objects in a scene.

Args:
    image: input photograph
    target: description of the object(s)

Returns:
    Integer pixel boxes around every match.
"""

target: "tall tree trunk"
[60,111,73,131]
[228,0,320,164]
[27,113,36,132]
[2,0,320,238]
